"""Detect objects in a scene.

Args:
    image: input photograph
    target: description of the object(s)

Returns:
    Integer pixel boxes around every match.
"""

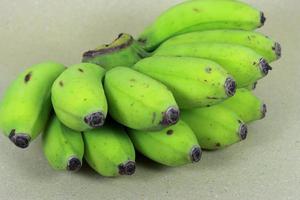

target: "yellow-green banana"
[133,56,236,108]
[83,123,136,177]
[160,30,281,62]
[0,62,65,148]
[181,106,248,150]
[154,43,272,87]
[42,116,84,171]
[104,67,179,130]
[82,33,149,70]
[138,0,265,51]
[128,120,201,167]
[220,88,267,123]
[52,63,107,132]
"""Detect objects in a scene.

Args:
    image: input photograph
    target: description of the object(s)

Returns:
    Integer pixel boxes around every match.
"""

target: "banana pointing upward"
[0,62,65,148]
[139,0,265,51]
[154,43,272,87]
[133,56,236,108]
[42,116,84,171]
[52,63,107,132]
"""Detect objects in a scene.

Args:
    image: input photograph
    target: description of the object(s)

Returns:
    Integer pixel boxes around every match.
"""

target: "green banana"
[128,120,201,167]
[0,62,65,148]
[138,0,265,51]
[42,116,84,171]
[82,33,149,70]
[104,67,179,130]
[160,30,281,62]
[181,106,248,150]
[133,56,236,109]
[154,43,272,87]
[52,63,107,132]
[83,123,136,177]
[220,88,267,123]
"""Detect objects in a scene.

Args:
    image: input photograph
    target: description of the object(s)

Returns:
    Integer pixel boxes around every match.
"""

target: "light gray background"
[0,0,299,199]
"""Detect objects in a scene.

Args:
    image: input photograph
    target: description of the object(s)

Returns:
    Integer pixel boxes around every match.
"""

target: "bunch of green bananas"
[0,0,281,177]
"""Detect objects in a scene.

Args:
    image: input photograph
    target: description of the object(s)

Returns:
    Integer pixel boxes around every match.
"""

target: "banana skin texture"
[82,33,149,70]
[83,123,136,177]
[181,106,248,150]
[138,0,265,51]
[154,43,272,87]
[133,56,236,109]
[160,30,281,63]
[104,67,179,131]
[52,63,107,132]
[0,62,65,148]
[220,88,267,123]
[128,120,202,167]
[42,116,84,171]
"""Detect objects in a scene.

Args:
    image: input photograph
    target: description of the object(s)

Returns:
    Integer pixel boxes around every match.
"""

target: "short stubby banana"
[42,116,84,171]
[181,106,248,150]
[220,88,267,123]
[83,123,136,177]
[0,62,65,148]
[138,0,265,51]
[52,63,107,132]
[154,43,272,87]
[104,67,179,130]
[133,56,236,109]
[160,30,281,62]
[82,33,149,70]
[128,120,201,167]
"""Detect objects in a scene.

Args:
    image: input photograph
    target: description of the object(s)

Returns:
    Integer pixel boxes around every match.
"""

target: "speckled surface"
[0,0,299,199]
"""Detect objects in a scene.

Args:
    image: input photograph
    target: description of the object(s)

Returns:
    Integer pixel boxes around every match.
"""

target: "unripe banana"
[42,116,84,171]
[82,33,149,70]
[133,56,236,109]
[52,63,107,132]
[83,123,136,177]
[128,120,201,167]
[0,62,65,148]
[181,106,248,150]
[139,0,265,51]
[154,43,272,87]
[160,30,281,62]
[104,67,179,130]
[220,88,267,123]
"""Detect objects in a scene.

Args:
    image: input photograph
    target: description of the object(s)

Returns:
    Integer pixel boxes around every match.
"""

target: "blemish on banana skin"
[59,81,64,87]
[24,72,32,83]
[166,129,173,135]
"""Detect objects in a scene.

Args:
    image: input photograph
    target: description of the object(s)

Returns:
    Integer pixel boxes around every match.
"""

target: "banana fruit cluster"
[0,0,281,177]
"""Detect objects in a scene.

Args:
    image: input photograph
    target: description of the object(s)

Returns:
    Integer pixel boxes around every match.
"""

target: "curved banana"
[82,33,149,70]
[181,106,248,150]
[42,116,84,172]
[128,120,201,167]
[0,62,65,148]
[154,43,272,87]
[104,67,179,130]
[220,88,267,123]
[138,0,265,51]
[133,56,236,108]
[83,123,136,177]
[52,63,107,131]
[160,30,281,62]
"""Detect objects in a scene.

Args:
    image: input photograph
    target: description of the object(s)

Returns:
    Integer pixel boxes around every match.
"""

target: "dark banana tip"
[239,124,248,140]
[261,103,267,119]
[8,130,31,149]
[224,77,236,97]
[161,106,180,127]
[259,58,272,76]
[190,146,202,163]
[84,112,106,128]
[260,12,266,27]
[118,161,136,175]
[274,42,282,59]
[67,157,82,172]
